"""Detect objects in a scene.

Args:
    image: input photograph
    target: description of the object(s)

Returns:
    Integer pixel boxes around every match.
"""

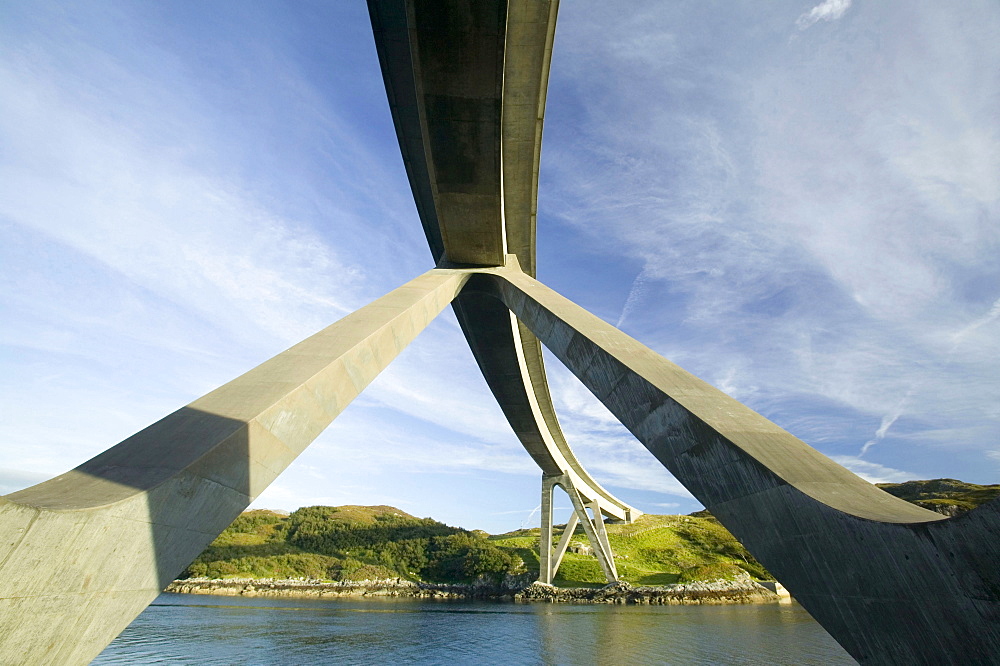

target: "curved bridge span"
[1,1,999,664]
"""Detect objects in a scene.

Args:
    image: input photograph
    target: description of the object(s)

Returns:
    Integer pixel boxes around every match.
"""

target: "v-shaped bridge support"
[3,261,1000,665]
[2,1,999,662]
[539,473,618,584]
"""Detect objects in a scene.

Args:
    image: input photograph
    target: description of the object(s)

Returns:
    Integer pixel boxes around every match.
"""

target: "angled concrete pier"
[473,262,1000,664]
[0,269,469,663]
[368,2,1000,663]
[2,1,999,664]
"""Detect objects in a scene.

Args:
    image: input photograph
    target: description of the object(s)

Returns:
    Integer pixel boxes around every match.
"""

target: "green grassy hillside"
[876,479,1000,516]
[183,505,522,584]
[184,506,769,586]
[183,478,997,587]
[490,512,770,587]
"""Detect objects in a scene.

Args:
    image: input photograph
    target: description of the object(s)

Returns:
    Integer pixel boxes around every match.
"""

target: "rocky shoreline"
[165,572,782,605]
[516,576,781,605]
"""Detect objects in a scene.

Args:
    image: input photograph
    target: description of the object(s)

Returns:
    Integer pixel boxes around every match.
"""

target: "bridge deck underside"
[369,0,637,519]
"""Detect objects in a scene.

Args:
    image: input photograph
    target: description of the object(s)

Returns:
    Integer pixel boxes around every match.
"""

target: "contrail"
[860,296,1000,456]
[520,502,542,529]
[950,296,1000,349]
[616,268,648,329]
[860,402,906,456]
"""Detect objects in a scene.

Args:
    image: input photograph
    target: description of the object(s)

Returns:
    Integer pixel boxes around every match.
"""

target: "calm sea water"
[94,593,855,665]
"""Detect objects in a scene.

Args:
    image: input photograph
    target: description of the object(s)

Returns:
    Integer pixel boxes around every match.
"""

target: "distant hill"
[183,505,522,584]
[876,478,1000,516]
[490,512,771,586]
[183,506,770,586]
[184,478,998,587]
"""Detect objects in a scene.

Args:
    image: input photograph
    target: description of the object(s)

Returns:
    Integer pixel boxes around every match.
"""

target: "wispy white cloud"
[4,2,998,536]
[0,4,467,495]
[542,356,695,499]
[543,1,1000,487]
[713,365,760,402]
[357,320,517,448]
[860,392,912,456]
[0,469,50,496]
[588,459,694,498]
[796,0,852,30]
[616,268,649,329]
[830,456,916,484]
[952,297,1000,347]
[0,52,365,352]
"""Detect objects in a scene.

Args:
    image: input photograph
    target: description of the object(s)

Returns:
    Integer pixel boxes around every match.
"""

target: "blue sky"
[2,0,998,534]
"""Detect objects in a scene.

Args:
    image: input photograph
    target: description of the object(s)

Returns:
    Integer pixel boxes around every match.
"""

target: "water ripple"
[93,594,855,665]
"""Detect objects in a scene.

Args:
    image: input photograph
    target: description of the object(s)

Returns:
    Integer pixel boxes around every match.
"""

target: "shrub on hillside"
[677,562,746,583]
[184,552,338,580]
[422,533,522,583]
[286,506,458,553]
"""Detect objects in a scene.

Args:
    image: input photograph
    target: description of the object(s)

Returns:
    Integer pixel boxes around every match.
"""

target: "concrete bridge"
[2,1,999,664]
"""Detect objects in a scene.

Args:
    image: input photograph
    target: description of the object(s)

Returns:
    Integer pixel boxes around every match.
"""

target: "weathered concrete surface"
[499,0,558,278]
[369,0,507,267]
[470,263,1000,665]
[368,0,557,276]
[0,269,468,664]
[450,290,635,521]
[370,0,639,526]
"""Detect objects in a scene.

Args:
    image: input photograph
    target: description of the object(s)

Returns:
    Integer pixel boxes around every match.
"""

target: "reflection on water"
[94,593,855,664]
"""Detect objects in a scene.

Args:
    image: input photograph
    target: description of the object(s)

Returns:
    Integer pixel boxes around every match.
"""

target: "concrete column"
[563,482,618,583]
[538,474,557,584]
[549,510,579,580]
[538,473,619,584]
[586,500,617,581]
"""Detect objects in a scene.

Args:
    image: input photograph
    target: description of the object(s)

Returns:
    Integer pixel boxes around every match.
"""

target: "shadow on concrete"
[1,266,471,663]
[1,406,254,662]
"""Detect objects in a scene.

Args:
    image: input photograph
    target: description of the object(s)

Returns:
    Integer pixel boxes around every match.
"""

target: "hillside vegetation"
[183,478,998,587]
[183,506,522,584]
[876,478,1000,516]
[183,506,768,586]
[489,512,770,587]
